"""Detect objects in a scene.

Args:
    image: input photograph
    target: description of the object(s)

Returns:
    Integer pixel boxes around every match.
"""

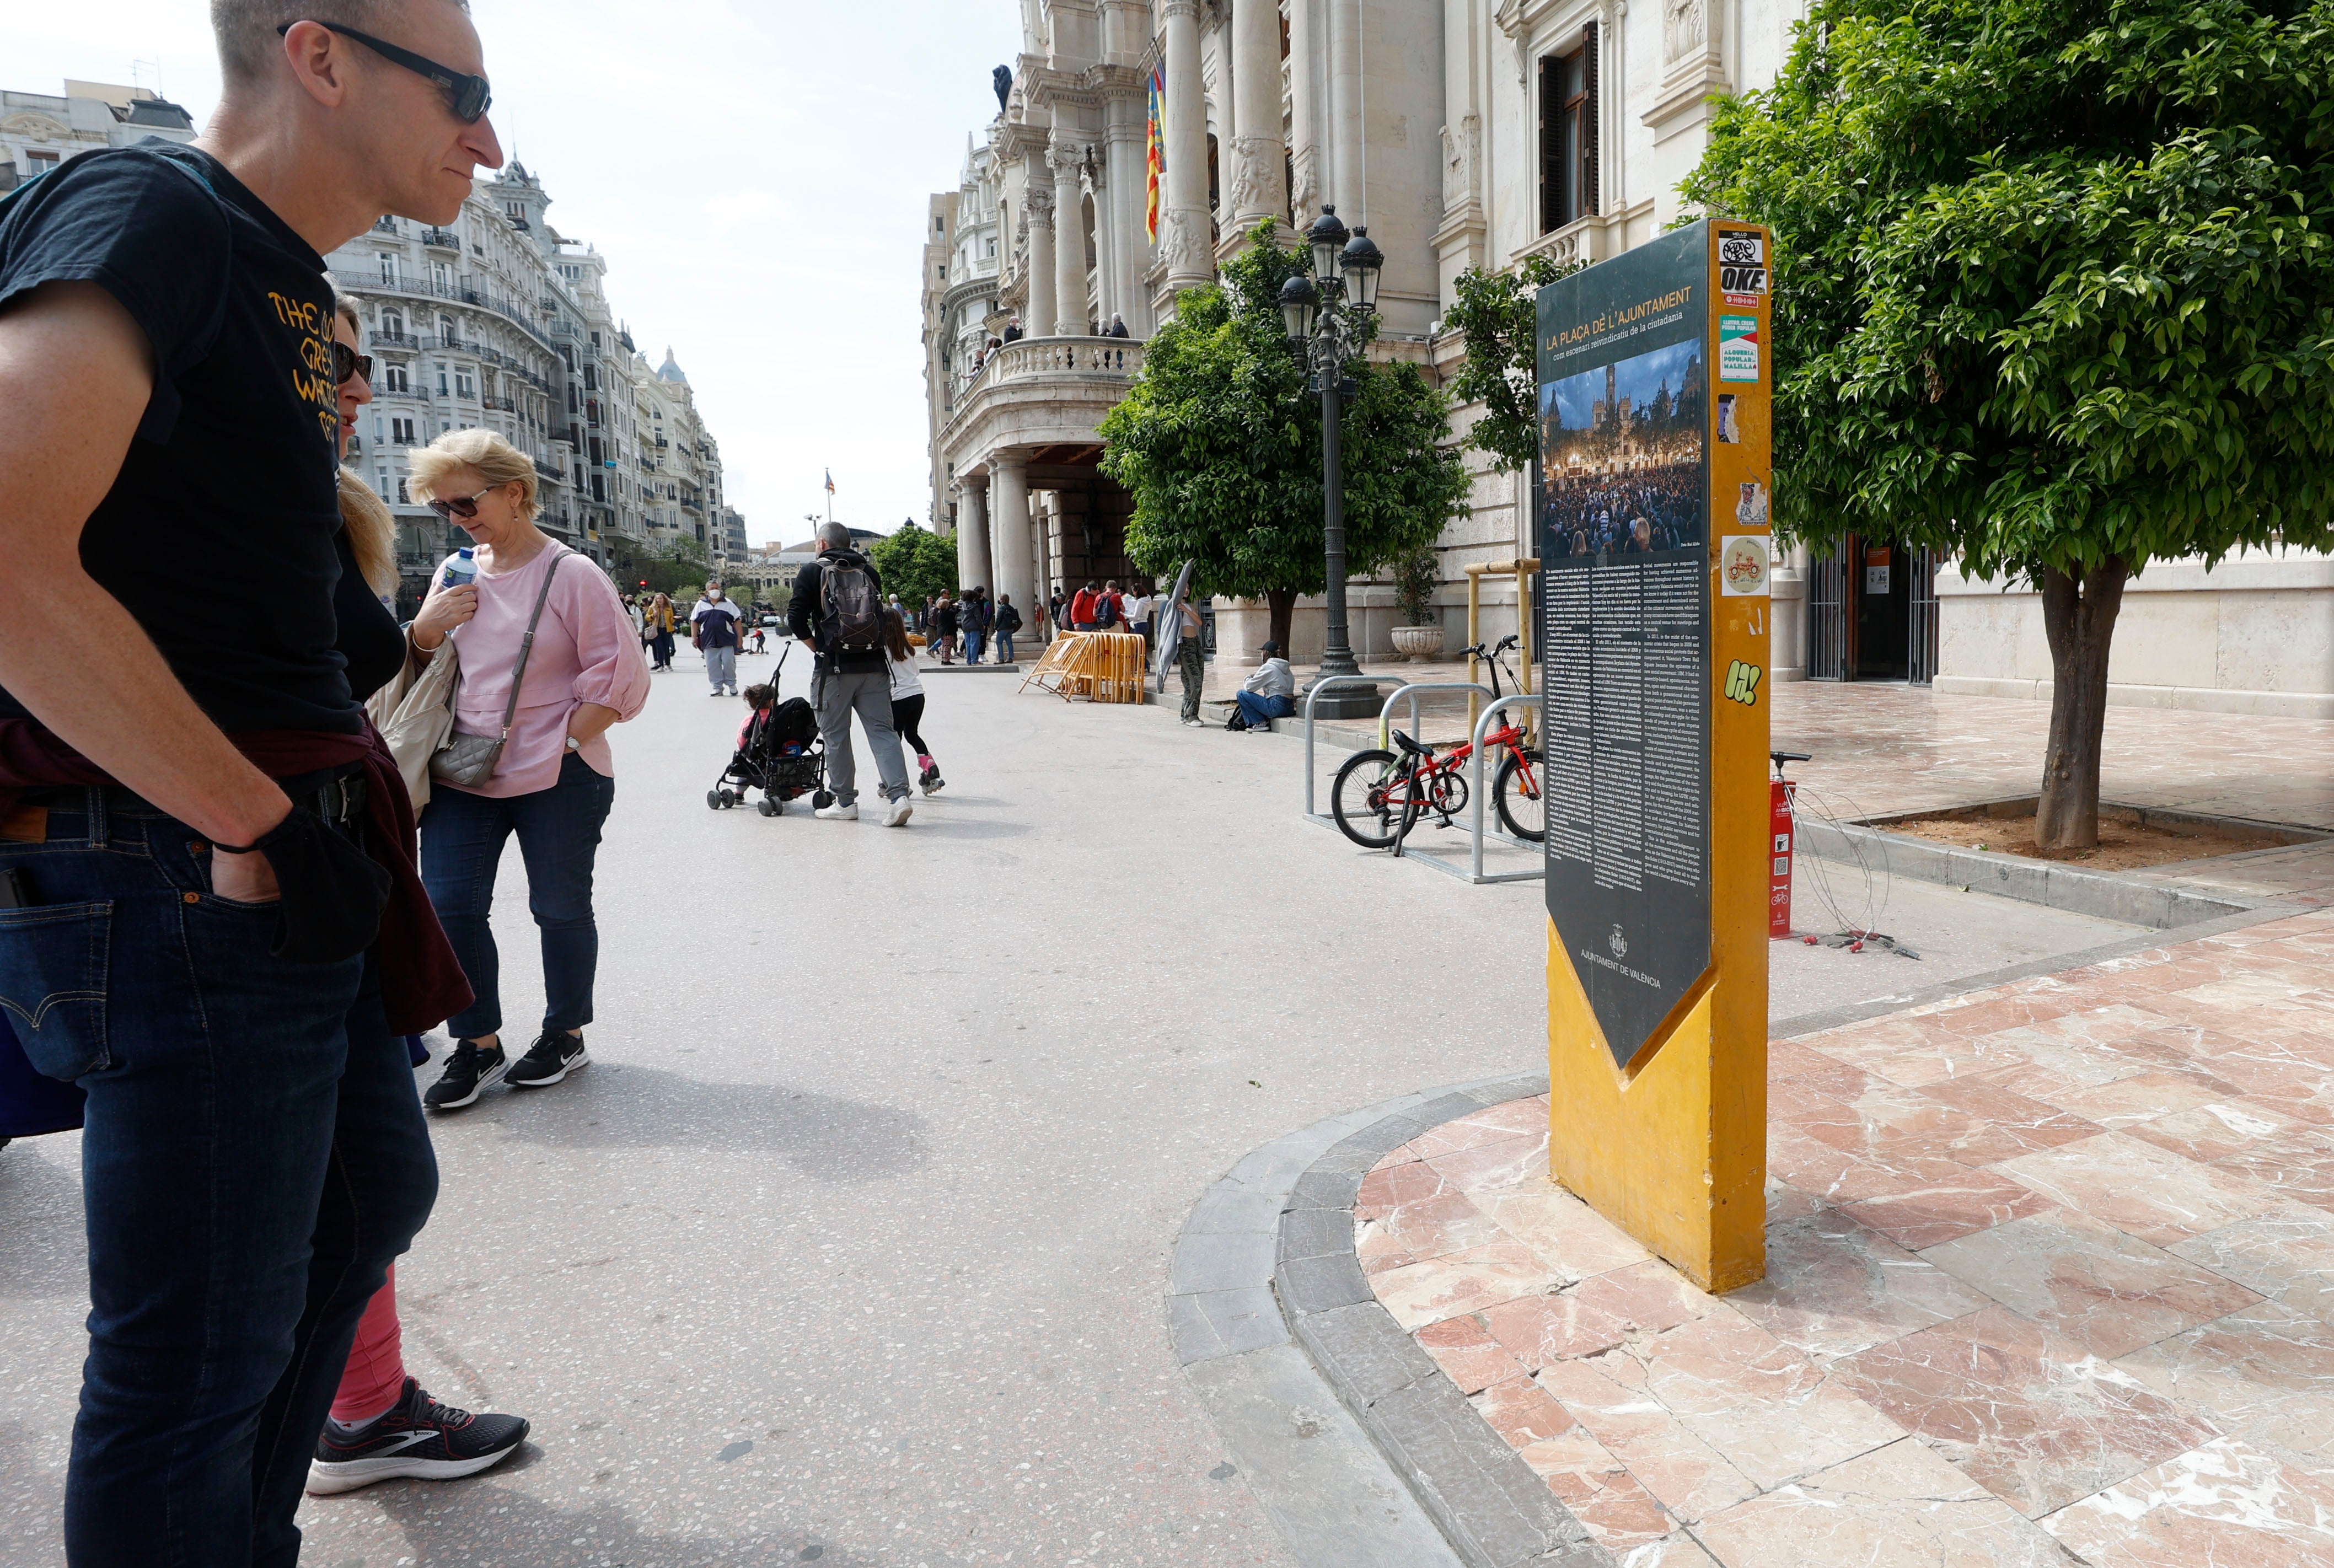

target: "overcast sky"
[15,1,1024,546]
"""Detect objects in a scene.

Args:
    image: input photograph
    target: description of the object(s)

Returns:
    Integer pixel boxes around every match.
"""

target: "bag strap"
[493,546,569,742]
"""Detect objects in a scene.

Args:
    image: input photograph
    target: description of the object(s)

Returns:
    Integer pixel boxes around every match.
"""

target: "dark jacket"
[1001,323,1024,342]
[1106,321,1130,339]
[995,603,1023,635]
[786,550,888,674]
[963,596,993,633]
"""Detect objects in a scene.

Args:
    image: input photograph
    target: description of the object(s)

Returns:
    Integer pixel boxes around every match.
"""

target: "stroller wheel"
[811,790,835,811]
[706,789,722,810]
[721,788,739,808]
[757,797,779,817]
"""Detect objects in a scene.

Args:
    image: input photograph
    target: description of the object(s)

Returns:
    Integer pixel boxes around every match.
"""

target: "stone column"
[1160,0,1214,293]
[990,453,1035,619]
[1228,0,1288,237]
[1024,178,1058,343]
[958,475,992,594]
[1087,161,1115,331]
[1051,142,1090,336]
[1329,0,1364,217]
[1289,0,1321,222]
[1105,112,1150,333]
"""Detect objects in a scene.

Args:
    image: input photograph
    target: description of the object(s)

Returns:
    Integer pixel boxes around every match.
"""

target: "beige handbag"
[430,547,570,789]
[366,635,460,813]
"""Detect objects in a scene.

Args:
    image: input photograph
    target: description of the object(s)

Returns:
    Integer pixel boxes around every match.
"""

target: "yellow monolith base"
[1547,947,1766,1292]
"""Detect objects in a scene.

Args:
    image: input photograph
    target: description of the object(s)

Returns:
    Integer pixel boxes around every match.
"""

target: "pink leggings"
[331,1265,407,1425]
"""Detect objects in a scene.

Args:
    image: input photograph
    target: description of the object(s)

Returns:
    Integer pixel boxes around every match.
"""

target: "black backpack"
[818,552,884,652]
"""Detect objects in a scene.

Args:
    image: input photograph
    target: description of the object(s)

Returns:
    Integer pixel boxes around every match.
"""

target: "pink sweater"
[438,544,651,798]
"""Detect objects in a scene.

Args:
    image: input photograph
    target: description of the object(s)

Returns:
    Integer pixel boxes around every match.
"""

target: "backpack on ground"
[818,552,884,652]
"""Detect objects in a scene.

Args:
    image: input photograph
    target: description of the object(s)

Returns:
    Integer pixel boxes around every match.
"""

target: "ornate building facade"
[922,2,2330,715]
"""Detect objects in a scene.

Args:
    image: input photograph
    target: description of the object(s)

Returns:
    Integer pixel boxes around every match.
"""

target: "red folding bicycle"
[1328,635,1546,850]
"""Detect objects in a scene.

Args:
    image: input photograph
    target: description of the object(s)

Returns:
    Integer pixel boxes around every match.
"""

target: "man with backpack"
[690,581,743,696]
[961,587,992,665]
[787,522,913,825]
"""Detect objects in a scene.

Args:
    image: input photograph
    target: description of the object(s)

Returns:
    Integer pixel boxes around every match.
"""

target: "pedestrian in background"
[1233,640,1297,732]
[646,593,678,671]
[407,429,651,1110]
[994,594,1023,663]
[962,587,992,664]
[1124,584,1153,650]
[691,581,742,697]
[0,10,497,1558]
[931,593,959,664]
[1048,587,1067,641]
[884,611,945,797]
[1177,594,1207,726]
[1070,581,1100,631]
[788,521,914,826]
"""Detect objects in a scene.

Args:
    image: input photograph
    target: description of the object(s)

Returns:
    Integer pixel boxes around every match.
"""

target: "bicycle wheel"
[1331,749,1409,849]
[1494,747,1547,842]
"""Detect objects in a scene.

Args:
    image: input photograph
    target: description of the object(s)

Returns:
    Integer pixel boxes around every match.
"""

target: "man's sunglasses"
[331,343,373,385]
[428,486,500,521]
[277,20,493,123]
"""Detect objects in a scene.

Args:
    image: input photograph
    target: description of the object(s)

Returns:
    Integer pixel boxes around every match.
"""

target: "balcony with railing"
[421,227,459,249]
[937,335,1147,461]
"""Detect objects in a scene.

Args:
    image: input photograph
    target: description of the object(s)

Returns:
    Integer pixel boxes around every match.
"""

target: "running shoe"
[306,1377,529,1495]
[507,1029,588,1088]
[423,1041,507,1111]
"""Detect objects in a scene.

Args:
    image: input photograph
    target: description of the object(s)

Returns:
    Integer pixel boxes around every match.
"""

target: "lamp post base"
[1302,672,1381,721]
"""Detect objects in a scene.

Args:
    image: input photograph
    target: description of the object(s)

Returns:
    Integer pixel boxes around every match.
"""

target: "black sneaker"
[507,1029,588,1088]
[305,1377,529,1495]
[423,1040,506,1111]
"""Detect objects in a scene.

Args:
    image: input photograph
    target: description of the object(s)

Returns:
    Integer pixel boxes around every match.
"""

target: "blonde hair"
[339,468,399,602]
[407,427,541,521]
[211,1,469,88]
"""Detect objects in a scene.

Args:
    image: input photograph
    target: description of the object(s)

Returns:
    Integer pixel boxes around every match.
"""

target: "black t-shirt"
[334,529,405,707]
[0,142,360,735]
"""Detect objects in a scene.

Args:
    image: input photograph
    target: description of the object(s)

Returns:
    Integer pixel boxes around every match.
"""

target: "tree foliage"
[869,519,959,610]
[1686,0,2334,571]
[1098,221,1471,649]
[1443,252,1586,472]
[1683,0,2334,844]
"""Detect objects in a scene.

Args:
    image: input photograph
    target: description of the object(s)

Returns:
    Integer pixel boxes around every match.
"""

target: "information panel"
[1536,227,1716,1067]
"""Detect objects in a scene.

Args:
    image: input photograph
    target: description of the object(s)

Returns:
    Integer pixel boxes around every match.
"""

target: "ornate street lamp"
[1284,205,1384,717]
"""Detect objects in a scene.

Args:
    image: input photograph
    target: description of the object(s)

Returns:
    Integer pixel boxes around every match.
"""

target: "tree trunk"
[2034,556,2129,850]
[1267,587,1297,660]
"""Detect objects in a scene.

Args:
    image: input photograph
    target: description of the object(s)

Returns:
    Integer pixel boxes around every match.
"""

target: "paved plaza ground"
[1,645,2328,1566]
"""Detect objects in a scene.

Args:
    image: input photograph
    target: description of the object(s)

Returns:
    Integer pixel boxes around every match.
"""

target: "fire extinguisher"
[1770,750,1810,939]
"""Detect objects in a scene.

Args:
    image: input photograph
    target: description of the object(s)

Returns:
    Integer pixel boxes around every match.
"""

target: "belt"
[24,768,366,828]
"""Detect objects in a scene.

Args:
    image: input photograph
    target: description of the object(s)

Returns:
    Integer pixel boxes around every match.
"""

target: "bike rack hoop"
[1301,676,1405,823]
[1461,693,1547,884]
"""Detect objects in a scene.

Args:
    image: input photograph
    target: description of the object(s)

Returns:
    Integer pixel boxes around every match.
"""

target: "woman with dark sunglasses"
[295,298,534,1494]
[403,429,650,1113]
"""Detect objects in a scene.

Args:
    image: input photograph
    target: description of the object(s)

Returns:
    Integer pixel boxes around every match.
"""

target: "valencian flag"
[1145,65,1165,242]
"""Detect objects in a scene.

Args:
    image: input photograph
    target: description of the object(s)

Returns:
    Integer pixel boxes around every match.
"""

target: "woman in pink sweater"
[403,429,651,1111]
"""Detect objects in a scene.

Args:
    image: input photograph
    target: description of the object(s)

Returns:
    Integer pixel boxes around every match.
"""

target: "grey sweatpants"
[815,667,910,806]
[705,645,737,692]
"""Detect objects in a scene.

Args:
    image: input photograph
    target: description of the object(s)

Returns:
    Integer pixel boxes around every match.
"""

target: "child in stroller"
[707,652,832,817]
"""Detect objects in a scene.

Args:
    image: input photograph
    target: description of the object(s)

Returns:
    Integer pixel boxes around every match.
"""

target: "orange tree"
[1686,0,2334,846]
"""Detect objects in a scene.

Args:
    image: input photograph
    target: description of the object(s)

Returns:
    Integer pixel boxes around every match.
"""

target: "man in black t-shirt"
[0,7,504,1563]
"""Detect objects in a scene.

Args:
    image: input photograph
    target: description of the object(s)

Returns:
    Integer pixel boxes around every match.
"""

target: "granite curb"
[1167,1071,1612,1568]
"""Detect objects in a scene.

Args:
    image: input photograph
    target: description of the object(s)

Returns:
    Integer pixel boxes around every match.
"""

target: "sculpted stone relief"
[1156,208,1211,279]
[1291,144,1320,221]
[1226,134,1283,221]
[1665,0,1708,63]
[1440,114,1481,214]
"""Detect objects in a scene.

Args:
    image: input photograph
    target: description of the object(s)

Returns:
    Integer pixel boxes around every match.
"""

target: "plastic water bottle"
[439,548,476,590]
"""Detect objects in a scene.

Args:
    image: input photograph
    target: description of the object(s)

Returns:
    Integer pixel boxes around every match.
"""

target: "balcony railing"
[947,334,1146,411]
[421,227,459,249]
[369,331,419,350]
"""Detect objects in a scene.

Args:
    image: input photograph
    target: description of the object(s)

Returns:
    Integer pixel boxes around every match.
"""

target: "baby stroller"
[706,651,832,817]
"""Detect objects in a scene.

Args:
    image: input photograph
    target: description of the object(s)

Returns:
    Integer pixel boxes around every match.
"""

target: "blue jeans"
[420,751,615,1039]
[0,787,436,1568]
[996,631,1015,663]
[965,627,988,663]
[1236,691,1296,729]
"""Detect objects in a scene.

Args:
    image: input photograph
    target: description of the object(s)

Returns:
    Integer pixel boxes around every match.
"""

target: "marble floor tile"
[1372,1239,1561,1330]
[1354,1157,1460,1218]
[1694,1437,2081,1567]
[1475,1369,1582,1448]
[1362,1189,1510,1268]
[1423,1130,1552,1195]
[1533,1353,1761,1523]
[1995,1131,2287,1246]
[1921,1207,2266,1358]
[1793,1014,1948,1069]
[2121,1099,2300,1164]
[1767,1122,1994,1208]
[1628,1310,1908,1490]
[1913,990,2104,1042]
[1472,1182,1654,1286]
[2118,1298,2334,1457]
[2047,1068,2246,1130]
[1778,1075,2003,1165]
[1482,1284,1639,1368]
[1354,1216,1421,1276]
[1833,1305,2219,1517]
[1863,1030,2047,1090]
[1405,1098,1552,1157]
[1507,1424,1678,1554]
[1728,1205,1996,1360]
[1916,1078,2106,1159]
[2168,1210,2334,1317]
[1415,1313,1525,1395]
[1842,1163,2057,1252]
[1766,1038,1841,1081]
[2041,1437,2334,1567]
[1409,1307,1521,1400]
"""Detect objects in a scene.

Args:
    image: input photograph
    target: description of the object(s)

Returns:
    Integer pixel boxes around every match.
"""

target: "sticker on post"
[1718,232,1768,301]
[1720,535,1770,597]
[1719,316,1760,383]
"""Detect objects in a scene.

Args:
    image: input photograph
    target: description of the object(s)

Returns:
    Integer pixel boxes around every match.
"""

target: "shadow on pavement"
[356,1479,881,1567]
[487,1066,930,1182]
[0,1142,89,1299]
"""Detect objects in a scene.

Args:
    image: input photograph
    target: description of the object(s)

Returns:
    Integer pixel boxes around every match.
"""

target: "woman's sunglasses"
[331,343,373,385]
[428,486,500,521]
[276,20,493,123]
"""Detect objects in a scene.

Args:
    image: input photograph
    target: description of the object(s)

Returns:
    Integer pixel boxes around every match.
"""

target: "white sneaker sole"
[885,803,914,827]
[427,1056,509,1111]
[509,1046,589,1089]
[305,1441,523,1495]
